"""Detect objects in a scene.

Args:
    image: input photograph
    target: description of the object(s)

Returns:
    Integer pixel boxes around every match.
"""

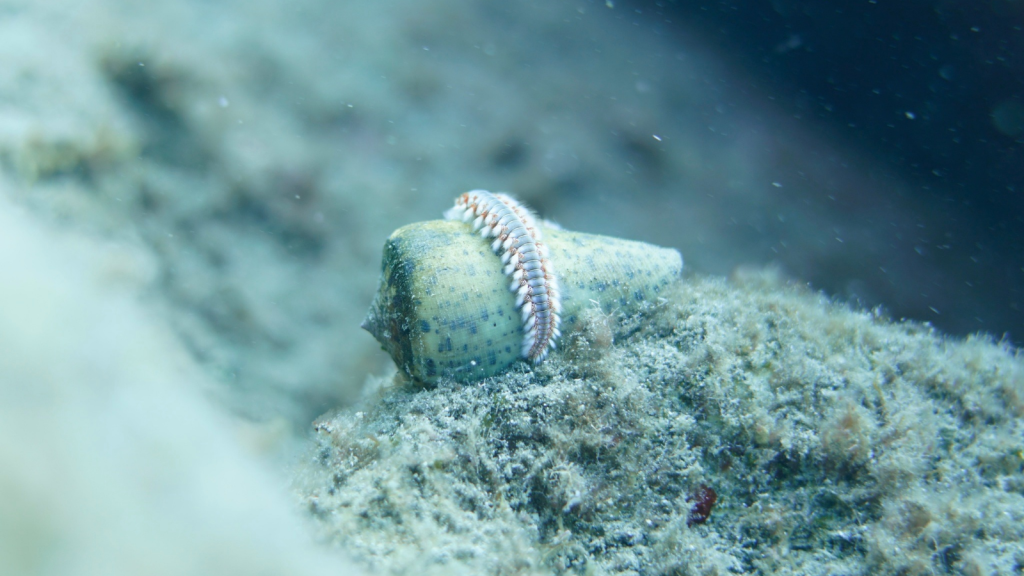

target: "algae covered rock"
[297,271,1024,576]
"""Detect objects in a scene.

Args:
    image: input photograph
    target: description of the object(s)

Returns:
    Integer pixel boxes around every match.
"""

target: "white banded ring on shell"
[361,204,683,384]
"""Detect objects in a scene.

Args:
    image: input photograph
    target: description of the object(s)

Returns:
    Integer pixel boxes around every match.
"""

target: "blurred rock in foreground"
[0,195,358,576]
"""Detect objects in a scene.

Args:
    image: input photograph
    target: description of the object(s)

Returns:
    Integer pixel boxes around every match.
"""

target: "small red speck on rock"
[687,484,717,527]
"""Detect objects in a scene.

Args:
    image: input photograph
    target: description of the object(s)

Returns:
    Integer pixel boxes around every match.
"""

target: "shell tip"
[359,311,378,340]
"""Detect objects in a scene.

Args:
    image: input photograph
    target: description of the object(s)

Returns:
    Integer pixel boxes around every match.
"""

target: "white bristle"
[523,311,536,327]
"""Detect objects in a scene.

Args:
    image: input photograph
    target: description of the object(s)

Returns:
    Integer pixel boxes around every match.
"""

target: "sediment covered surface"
[299,272,1024,576]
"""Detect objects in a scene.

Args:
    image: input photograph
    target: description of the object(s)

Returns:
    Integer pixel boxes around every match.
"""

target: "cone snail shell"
[361,191,683,384]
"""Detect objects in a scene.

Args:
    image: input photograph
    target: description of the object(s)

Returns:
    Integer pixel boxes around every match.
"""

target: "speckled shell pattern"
[445,190,561,362]
[361,198,683,384]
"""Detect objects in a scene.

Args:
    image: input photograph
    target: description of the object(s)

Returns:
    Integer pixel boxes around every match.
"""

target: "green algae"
[299,270,1024,575]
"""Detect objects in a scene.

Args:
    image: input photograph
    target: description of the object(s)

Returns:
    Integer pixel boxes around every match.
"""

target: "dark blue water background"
[640,0,1023,343]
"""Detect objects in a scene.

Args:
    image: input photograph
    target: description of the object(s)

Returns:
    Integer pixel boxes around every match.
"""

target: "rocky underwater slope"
[298,270,1024,576]
[2,2,1021,574]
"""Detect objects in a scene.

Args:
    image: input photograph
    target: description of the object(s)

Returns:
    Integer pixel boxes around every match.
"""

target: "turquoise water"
[1,1,1021,574]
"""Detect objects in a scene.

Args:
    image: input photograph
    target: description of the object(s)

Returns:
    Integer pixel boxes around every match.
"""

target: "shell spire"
[445,190,561,363]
